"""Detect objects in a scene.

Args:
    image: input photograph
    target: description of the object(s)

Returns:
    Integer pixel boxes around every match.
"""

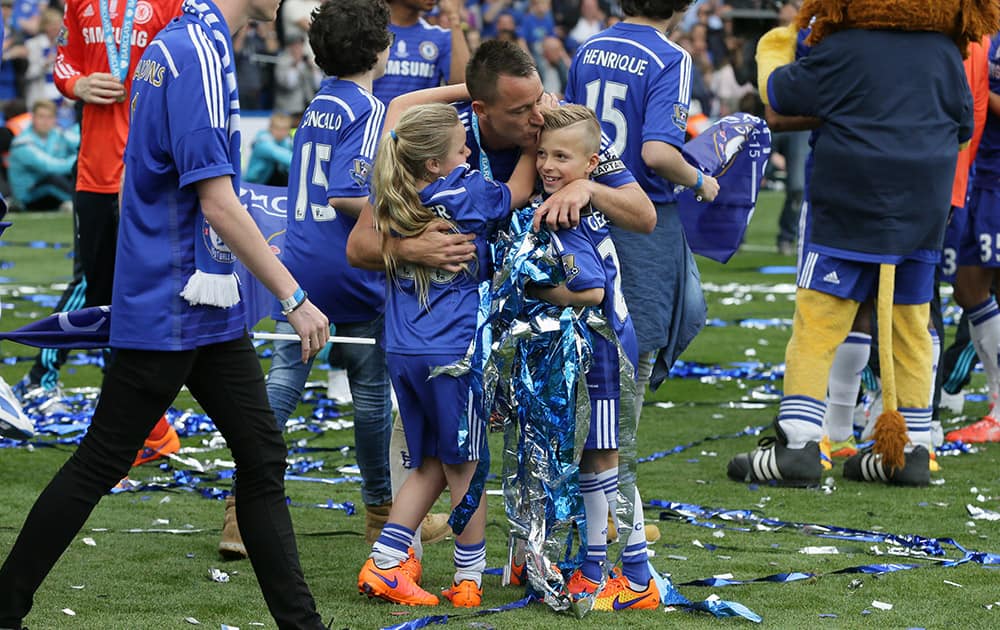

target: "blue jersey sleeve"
[592,135,636,188]
[767,52,821,118]
[466,170,512,222]
[168,51,234,188]
[551,227,604,292]
[642,56,690,149]
[326,101,386,198]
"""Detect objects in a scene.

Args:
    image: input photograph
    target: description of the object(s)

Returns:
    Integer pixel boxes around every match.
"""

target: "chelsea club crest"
[419,41,439,61]
[202,220,236,264]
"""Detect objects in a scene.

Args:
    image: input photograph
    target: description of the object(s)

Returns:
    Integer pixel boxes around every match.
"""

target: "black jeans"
[74,190,119,308]
[0,335,325,629]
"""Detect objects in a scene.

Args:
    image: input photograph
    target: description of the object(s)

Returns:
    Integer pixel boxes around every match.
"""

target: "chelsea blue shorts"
[584,395,620,450]
[958,187,1000,268]
[797,248,935,305]
[940,204,966,282]
[388,352,484,469]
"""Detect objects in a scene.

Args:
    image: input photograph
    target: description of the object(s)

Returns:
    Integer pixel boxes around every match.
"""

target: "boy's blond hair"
[541,104,602,155]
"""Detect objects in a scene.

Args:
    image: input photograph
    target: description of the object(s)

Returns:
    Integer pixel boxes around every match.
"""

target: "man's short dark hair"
[466,39,537,105]
[310,0,391,78]
[621,0,691,20]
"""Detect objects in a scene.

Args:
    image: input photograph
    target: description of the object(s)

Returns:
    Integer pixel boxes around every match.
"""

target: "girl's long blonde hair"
[371,103,464,307]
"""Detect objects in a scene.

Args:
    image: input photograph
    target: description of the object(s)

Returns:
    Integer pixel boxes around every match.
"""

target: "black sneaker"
[727,421,823,487]
[843,445,930,487]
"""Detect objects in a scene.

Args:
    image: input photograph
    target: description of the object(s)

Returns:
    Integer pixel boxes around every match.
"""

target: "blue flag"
[0,184,287,350]
[0,305,111,349]
[677,113,771,263]
[234,183,288,329]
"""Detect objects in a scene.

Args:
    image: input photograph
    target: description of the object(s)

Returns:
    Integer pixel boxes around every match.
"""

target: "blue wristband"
[280,287,307,315]
[694,170,704,191]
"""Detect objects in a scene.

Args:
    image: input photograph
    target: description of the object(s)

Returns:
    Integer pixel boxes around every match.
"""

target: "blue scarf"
[177,0,243,308]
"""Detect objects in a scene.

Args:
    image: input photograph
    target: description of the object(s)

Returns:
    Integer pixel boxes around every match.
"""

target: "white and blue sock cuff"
[586,544,608,561]
[594,467,618,496]
[778,395,826,428]
[376,523,414,555]
[844,332,873,345]
[968,298,1000,326]
[454,540,487,569]
[900,407,932,432]
[622,541,648,562]
[579,471,600,493]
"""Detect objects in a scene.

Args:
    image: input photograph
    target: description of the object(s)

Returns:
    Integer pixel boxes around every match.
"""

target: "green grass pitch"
[0,192,998,629]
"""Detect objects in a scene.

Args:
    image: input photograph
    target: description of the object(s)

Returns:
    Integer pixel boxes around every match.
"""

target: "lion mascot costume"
[727,0,999,486]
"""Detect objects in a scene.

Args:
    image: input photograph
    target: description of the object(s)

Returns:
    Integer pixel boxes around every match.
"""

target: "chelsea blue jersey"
[551,210,638,395]
[114,0,246,350]
[566,22,692,204]
[973,33,1000,191]
[276,77,386,324]
[372,19,452,105]
[385,164,511,355]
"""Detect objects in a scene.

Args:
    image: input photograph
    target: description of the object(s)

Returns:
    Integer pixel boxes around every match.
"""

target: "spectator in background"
[520,0,555,62]
[280,0,320,43]
[771,1,809,255]
[8,100,78,211]
[481,0,523,40]
[0,99,30,201]
[1,0,29,100]
[538,34,568,96]
[245,112,293,185]
[550,0,577,34]
[23,6,62,108]
[234,20,280,110]
[372,0,470,105]
[568,0,604,47]
[688,22,713,68]
[696,0,727,68]
[676,32,713,117]
[494,11,528,50]
[9,0,41,38]
[465,27,482,53]
[709,35,753,117]
[273,33,317,115]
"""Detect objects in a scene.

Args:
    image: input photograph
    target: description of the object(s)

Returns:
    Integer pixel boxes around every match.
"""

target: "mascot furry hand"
[757,0,998,479]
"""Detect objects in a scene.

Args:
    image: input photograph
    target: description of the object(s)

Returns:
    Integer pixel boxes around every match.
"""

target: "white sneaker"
[860,390,883,442]
[938,389,965,416]
[930,421,944,448]
[0,377,34,440]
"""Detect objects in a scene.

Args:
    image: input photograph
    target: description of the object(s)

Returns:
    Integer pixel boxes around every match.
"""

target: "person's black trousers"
[0,334,325,629]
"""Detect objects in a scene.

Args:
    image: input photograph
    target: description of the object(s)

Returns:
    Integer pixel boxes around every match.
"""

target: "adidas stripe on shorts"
[796,246,934,304]
[584,396,620,450]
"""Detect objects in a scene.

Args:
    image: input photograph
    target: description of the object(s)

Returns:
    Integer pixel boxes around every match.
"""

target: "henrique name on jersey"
[580,49,649,77]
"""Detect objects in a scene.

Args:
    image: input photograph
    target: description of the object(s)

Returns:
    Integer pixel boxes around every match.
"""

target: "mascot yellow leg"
[784,288,859,402]
[726,287,856,486]
[845,265,931,486]
[892,303,932,413]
